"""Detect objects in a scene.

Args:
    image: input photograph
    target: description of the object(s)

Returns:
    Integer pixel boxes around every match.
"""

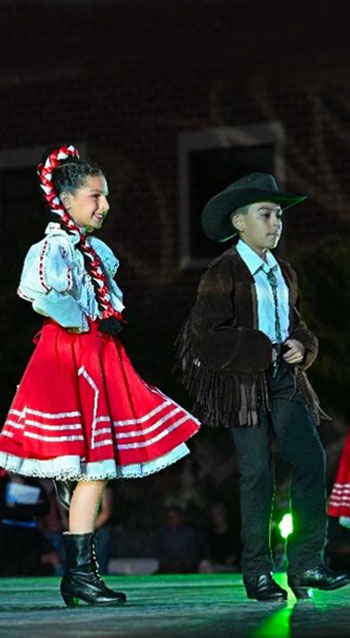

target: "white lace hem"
[0,443,189,480]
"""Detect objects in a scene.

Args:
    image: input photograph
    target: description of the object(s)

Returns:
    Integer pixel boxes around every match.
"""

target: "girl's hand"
[283,339,305,365]
[67,327,83,334]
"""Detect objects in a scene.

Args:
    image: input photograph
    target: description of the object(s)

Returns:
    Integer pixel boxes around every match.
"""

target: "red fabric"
[329,429,350,518]
[0,320,199,467]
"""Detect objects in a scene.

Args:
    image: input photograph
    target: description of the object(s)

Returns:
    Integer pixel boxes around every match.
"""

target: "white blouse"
[18,222,124,332]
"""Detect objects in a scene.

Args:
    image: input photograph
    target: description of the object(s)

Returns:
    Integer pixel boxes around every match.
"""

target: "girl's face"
[62,174,110,232]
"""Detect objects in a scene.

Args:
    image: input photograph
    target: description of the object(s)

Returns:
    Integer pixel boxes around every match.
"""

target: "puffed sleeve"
[190,257,273,374]
[17,238,85,329]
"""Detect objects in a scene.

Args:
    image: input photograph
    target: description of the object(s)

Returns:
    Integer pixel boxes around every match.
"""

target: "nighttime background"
[0,0,349,573]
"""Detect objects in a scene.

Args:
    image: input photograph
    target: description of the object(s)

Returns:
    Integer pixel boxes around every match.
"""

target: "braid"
[37,145,124,334]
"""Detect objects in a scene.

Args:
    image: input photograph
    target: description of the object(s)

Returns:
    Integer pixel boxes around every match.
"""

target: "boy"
[176,173,350,600]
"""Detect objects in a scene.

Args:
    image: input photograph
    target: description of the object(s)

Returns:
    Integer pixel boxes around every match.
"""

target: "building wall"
[0,0,349,415]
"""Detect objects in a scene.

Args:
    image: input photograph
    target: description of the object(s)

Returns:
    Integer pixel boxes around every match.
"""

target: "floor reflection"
[254,603,292,638]
[253,595,350,638]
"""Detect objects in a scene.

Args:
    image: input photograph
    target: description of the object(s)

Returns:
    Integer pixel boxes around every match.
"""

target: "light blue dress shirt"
[236,239,290,344]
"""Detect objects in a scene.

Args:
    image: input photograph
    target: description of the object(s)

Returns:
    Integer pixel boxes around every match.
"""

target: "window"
[178,123,285,268]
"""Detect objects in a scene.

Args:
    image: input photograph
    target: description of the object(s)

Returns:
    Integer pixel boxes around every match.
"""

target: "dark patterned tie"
[265,268,283,375]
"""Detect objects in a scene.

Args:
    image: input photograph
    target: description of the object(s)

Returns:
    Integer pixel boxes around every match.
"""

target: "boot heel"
[61,591,80,607]
[290,586,313,600]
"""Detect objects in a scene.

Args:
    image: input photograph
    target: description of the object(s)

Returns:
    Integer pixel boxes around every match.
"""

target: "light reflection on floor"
[254,603,292,638]
[0,573,349,637]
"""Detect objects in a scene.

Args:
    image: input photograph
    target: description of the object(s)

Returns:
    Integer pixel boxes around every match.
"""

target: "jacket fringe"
[174,320,330,428]
[174,320,269,428]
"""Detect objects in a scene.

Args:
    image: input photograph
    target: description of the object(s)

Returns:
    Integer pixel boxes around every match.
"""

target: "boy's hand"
[282,339,305,365]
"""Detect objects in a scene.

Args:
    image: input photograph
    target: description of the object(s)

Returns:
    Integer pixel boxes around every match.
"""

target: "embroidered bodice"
[18,223,124,331]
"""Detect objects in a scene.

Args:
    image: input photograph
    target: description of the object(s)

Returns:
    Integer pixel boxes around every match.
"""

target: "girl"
[0,144,200,607]
[329,431,350,529]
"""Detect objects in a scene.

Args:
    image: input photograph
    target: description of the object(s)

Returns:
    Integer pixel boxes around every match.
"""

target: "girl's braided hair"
[37,144,124,334]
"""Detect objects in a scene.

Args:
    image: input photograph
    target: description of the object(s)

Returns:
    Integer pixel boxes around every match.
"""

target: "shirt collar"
[236,239,278,276]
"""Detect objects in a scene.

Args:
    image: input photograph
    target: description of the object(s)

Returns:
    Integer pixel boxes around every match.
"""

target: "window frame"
[177,122,285,269]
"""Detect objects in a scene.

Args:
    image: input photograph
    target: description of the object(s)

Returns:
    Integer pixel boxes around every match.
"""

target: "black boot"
[61,533,126,607]
[53,479,76,510]
[243,573,288,602]
[288,565,350,600]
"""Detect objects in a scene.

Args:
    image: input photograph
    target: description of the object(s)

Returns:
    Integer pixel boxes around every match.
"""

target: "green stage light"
[278,513,293,539]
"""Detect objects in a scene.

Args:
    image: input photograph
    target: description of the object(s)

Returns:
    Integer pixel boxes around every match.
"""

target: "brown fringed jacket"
[175,245,326,428]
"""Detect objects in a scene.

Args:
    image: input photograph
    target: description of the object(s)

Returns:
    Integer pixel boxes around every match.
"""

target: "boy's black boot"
[244,573,288,602]
[288,565,350,600]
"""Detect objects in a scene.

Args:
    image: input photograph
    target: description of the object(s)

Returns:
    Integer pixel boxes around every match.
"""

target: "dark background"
[0,0,349,563]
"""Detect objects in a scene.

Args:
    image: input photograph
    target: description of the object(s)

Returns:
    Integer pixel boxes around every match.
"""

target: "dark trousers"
[230,362,327,576]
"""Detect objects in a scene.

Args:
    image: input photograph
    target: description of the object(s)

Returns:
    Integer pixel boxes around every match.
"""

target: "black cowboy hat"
[201,173,307,242]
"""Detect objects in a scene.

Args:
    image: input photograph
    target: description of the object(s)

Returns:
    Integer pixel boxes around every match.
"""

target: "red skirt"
[329,429,350,518]
[0,319,200,480]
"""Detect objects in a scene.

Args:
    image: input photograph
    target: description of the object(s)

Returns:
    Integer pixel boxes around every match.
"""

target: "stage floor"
[0,572,349,638]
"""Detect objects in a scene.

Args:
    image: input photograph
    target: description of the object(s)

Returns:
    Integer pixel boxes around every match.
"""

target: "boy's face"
[232,201,283,254]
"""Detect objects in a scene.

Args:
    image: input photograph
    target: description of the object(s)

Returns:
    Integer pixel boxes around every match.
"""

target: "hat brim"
[201,188,307,242]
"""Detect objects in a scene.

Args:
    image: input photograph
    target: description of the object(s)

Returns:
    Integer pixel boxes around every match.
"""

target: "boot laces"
[91,539,104,583]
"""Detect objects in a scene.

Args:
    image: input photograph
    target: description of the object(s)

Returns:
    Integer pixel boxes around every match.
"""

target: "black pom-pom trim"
[98,317,125,335]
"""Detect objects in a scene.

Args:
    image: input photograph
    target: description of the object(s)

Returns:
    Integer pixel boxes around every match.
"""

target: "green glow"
[254,605,292,638]
[278,513,293,539]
